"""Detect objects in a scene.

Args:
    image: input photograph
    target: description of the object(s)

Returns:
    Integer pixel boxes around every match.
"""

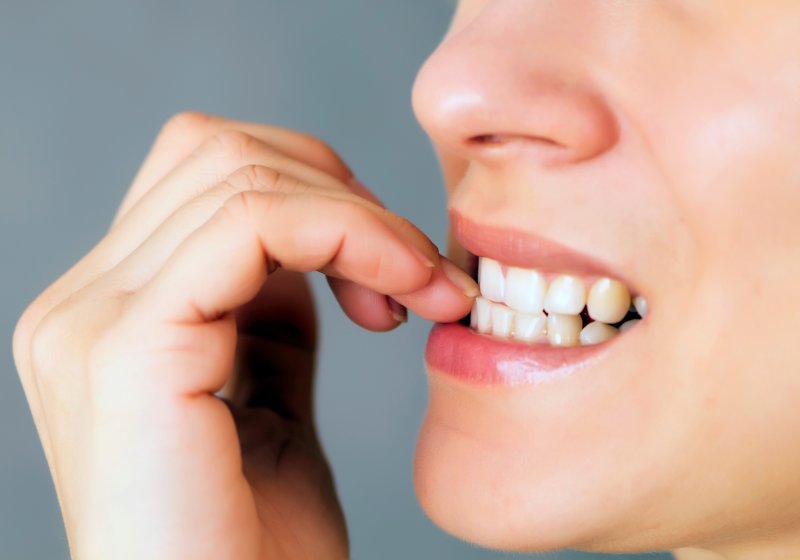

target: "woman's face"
[412,1,800,556]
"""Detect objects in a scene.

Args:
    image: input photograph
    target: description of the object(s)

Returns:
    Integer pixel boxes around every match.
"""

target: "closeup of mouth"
[462,256,646,345]
[425,211,648,386]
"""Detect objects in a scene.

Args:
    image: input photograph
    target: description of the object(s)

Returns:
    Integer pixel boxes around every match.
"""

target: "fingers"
[108,131,361,270]
[393,257,479,323]
[119,187,444,395]
[97,166,437,293]
[19,114,360,345]
[326,276,406,332]
[99,162,474,337]
[115,112,354,225]
[328,255,480,327]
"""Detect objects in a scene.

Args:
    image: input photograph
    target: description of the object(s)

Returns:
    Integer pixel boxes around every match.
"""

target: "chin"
[413,362,689,555]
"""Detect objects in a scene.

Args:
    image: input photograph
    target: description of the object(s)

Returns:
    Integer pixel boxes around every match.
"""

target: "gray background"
[0,2,672,559]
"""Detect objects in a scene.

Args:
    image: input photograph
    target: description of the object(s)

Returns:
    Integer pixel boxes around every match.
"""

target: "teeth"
[471,258,645,347]
[587,278,631,324]
[619,319,640,333]
[478,257,505,302]
[475,297,493,334]
[504,267,547,313]
[633,296,648,318]
[469,299,479,330]
[546,313,582,347]
[544,275,586,315]
[512,312,547,343]
[579,322,619,345]
[490,303,514,338]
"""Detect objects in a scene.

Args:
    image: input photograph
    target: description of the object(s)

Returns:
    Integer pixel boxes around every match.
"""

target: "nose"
[412,3,619,167]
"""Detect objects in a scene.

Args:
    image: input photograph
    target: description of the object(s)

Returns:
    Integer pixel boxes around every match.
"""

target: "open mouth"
[425,211,649,386]
[460,256,647,346]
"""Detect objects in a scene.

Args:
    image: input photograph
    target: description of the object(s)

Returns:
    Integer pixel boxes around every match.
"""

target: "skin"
[11,1,800,559]
[412,1,800,559]
[12,113,477,559]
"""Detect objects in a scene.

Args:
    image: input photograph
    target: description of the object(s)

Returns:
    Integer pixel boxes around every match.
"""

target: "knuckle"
[228,164,281,192]
[226,164,309,196]
[206,129,263,164]
[159,111,215,144]
[219,189,264,223]
[219,188,286,225]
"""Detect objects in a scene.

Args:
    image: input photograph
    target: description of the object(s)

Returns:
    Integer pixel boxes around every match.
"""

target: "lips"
[425,210,646,386]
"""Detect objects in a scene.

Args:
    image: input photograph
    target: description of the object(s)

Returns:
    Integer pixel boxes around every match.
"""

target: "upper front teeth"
[478,256,505,302]
[474,257,646,346]
[505,267,547,313]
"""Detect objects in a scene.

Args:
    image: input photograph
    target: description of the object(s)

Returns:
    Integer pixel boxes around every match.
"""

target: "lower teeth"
[469,297,642,347]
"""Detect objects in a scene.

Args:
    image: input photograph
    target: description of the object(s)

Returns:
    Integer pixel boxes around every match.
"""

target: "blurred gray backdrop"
[0,1,673,559]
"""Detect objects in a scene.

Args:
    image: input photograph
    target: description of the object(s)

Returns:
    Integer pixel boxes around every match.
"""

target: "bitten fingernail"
[440,257,480,298]
[387,296,408,323]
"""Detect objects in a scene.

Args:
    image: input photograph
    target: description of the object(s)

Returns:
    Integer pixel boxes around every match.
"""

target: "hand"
[12,112,477,559]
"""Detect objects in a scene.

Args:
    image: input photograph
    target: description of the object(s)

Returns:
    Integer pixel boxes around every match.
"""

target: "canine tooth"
[546,313,582,347]
[478,257,505,302]
[544,275,586,315]
[587,278,631,324]
[513,312,547,343]
[619,319,640,333]
[580,321,619,345]
[475,297,493,334]
[490,303,514,338]
[504,267,547,313]
[633,295,648,318]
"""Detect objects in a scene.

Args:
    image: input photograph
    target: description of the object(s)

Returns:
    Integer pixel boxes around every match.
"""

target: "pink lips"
[424,210,623,386]
[450,210,623,278]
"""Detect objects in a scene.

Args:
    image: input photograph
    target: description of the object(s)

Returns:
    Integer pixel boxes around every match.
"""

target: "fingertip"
[392,260,477,324]
[439,256,480,298]
[387,296,408,324]
[327,277,406,332]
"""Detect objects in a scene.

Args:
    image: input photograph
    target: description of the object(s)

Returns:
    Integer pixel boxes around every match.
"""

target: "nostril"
[466,132,572,165]
[469,133,564,148]
[470,134,504,145]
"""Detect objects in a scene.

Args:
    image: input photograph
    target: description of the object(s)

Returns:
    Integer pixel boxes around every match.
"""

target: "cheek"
[631,39,800,535]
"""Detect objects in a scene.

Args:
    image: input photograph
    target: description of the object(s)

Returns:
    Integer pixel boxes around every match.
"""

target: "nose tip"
[412,37,619,167]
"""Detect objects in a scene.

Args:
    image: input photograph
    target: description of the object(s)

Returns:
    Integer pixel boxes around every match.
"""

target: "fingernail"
[408,245,437,269]
[440,256,480,298]
[387,296,408,323]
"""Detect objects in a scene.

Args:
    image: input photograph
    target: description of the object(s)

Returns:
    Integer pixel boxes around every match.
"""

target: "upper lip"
[450,208,638,290]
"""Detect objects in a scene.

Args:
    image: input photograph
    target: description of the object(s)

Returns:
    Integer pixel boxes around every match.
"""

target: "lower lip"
[425,323,612,387]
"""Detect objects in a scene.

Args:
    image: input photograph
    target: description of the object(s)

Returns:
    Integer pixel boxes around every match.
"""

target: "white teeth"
[475,297,493,334]
[478,257,505,302]
[512,312,547,343]
[633,296,648,318]
[619,319,640,333]
[587,278,631,324]
[579,322,619,345]
[544,275,586,315]
[546,313,582,347]
[504,267,547,313]
[472,257,645,347]
[469,299,479,330]
[490,303,514,338]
